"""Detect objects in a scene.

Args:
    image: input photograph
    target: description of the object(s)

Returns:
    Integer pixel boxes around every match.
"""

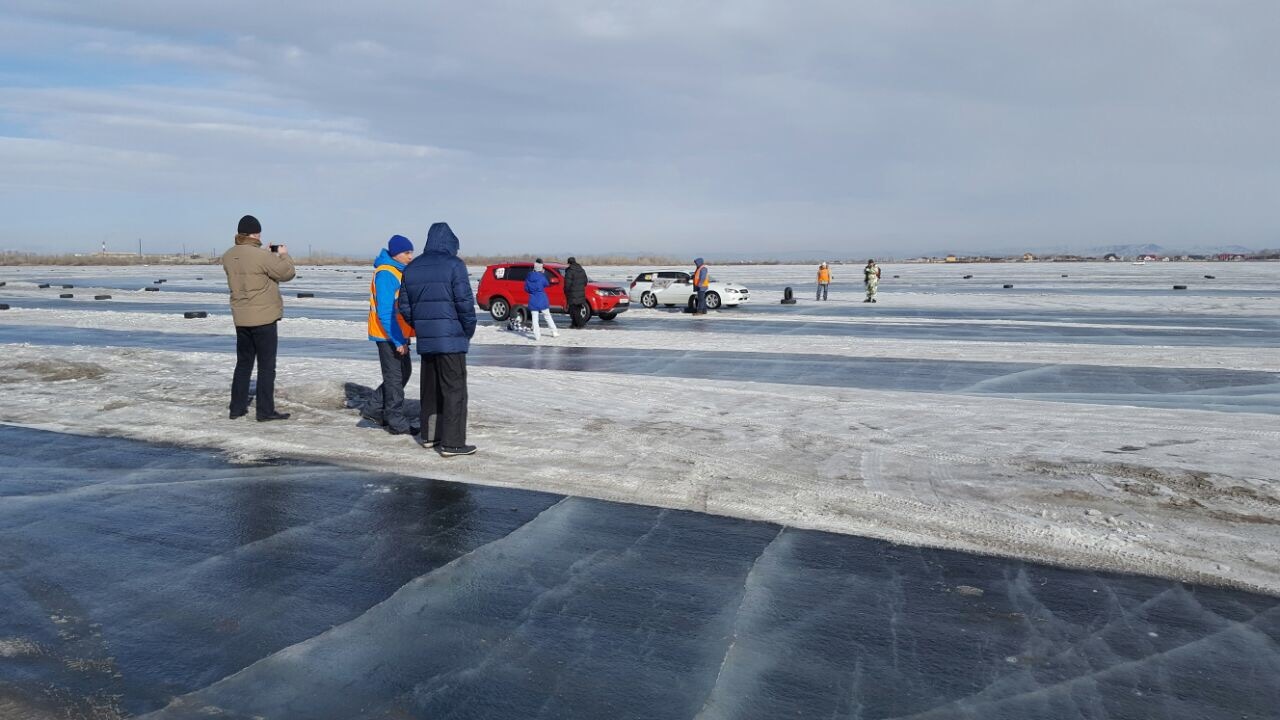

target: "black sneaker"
[419,438,439,449]
[257,412,291,422]
[438,444,477,457]
[387,426,422,436]
[229,411,247,420]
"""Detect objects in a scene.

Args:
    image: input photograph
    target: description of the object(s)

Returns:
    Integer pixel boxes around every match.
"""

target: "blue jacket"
[524,270,551,311]
[368,248,410,346]
[397,223,477,355]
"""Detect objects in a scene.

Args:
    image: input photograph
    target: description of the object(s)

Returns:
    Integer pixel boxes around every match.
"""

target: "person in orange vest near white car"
[363,235,418,436]
[692,257,710,314]
[816,262,831,301]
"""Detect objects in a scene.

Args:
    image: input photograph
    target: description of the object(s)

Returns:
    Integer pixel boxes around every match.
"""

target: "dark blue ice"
[0,426,1276,719]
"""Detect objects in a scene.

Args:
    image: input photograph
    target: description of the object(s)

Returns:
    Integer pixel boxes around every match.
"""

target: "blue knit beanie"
[388,235,413,255]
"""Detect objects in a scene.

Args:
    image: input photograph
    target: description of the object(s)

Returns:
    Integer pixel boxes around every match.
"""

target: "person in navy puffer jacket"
[397,222,478,456]
[523,258,559,341]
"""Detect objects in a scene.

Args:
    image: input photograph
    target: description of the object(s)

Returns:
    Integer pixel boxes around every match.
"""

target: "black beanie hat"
[238,215,261,234]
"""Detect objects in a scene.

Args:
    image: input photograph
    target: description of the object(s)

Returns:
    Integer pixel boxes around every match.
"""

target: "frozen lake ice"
[1,425,1276,719]
[0,324,1274,414]
[1,262,1278,717]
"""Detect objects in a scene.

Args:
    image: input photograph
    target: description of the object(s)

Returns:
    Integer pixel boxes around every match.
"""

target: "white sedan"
[628,269,750,310]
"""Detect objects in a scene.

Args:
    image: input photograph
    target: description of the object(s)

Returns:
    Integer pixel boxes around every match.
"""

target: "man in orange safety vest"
[692,257,710,315]
[363,235,418,436]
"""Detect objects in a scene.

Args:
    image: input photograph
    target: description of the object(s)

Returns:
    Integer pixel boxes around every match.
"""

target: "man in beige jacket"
[222,214,296,421]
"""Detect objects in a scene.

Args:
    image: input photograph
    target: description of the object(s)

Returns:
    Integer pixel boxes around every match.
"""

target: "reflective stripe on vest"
[693,265,709,288]
[367,264,416,340]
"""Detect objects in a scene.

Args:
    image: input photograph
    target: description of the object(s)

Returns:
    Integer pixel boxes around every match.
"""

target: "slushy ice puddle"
[0,425,1276,719]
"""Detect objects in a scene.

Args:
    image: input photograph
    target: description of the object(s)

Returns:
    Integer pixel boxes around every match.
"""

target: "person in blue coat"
[523,258,559,341]
[397,222,478,456]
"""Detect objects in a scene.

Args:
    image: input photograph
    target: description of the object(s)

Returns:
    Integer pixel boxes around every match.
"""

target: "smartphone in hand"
[269,245,280,253]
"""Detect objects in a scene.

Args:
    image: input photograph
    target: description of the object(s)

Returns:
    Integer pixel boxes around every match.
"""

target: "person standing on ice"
[564,256,589,328]
[816,262,831,301]
[692,257,710,314]
[397,222,477,456]
[362,235,418,436]
[222,214,294,422]
[863,259,881,303]
[524,258,559,340]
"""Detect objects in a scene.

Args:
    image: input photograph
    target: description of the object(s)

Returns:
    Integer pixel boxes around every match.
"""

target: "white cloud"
[79,39,258,71]
[2,1,1280,254]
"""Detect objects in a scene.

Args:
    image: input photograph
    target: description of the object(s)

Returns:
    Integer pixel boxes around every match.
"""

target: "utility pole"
[138,238,142,257]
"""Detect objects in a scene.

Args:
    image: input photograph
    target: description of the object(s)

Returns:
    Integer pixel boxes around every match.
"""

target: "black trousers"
[369,341,413,432]
[568,298,588,328]
[420,353,468,447]
[230,321,278,418]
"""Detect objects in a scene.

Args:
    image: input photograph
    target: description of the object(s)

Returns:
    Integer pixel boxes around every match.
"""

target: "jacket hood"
[234,233,261,247]
[425,222,460,256]
[694,257,704,266]
[373,248,405,270]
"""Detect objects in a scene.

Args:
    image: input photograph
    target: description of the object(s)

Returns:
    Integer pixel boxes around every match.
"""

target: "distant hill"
[915,242,1262,258]
[1086,243,1257,257]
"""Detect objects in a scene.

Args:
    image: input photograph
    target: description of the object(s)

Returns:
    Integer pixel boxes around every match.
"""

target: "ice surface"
[0,425,559,716]
[0,324,1274,414]
[1,426,1276,719]
[1,262,1277,600]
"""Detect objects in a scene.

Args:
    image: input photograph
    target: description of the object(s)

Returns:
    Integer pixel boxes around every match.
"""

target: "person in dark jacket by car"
[564,256,589,328]
[692,257,710,315]
[397,222,478,456]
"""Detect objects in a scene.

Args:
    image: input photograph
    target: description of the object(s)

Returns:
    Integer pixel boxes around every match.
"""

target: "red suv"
[476,262,630,325]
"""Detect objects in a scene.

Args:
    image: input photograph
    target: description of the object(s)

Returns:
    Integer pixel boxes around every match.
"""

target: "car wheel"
[573,303,592,325]
[489,297,510,321]
[705,291,721,310]
[641,291,657,308]
[598,312,618,321]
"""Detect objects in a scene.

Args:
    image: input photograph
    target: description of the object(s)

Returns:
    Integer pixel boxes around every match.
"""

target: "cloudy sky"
[1,2,1277,257]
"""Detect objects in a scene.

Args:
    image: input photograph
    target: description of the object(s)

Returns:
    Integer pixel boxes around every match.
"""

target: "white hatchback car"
[628,269,750,310]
